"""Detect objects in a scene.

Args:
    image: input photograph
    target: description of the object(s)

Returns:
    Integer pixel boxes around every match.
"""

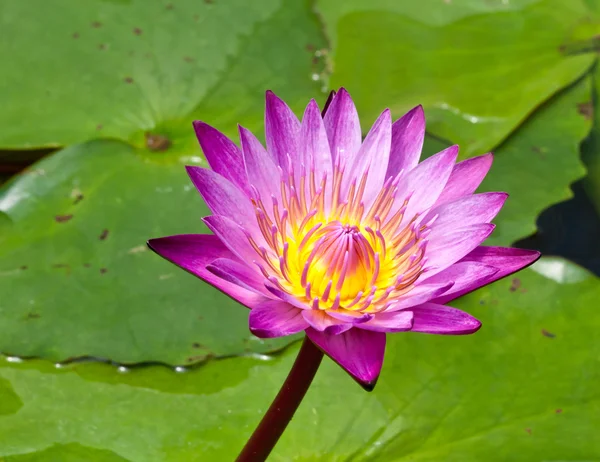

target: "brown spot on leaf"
[166,3,174,9]
[98,43,107,50]
[541,329,556,338]
[133,27,142,35]
[509,278,521,292]
[99,229,109,241]
[183,56,194,63]
[124,77,134,84]
[578,101,593,120]
[306,43,315,52]
[525,428,532,435]
[96,124,103,131]
[145,133,171,151]
[92,21,102,28]
[55,214,73,223]
[20,265,28,270]
[26,312,41,320]
[52,263,69,269]
[556,408,562,413]
[72,32,80,39]
[100,268,108,274]
[193,14,199,21]
[83,263,91,268]
[73,193,84,205]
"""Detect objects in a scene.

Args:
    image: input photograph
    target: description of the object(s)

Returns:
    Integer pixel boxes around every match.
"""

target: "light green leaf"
[0,0,327,150]
[0,258,598,461]
[316,0,597,155]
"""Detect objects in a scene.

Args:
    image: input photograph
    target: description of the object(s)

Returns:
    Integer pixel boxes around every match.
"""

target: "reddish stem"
[236,337,324,462]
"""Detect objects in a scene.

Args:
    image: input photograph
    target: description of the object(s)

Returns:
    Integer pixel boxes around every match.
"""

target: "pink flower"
[149,89,539,389]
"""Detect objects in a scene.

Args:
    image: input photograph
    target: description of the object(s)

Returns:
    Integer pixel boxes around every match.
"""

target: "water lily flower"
[148,89,539,390]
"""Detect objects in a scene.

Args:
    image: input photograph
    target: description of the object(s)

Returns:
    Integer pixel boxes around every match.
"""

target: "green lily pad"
[316,0,597,155]
[0,0,326,363]
[482,76,591,245]
[0,140,297,364]
[0,0,328,150]
[0,258,597,460]
[422,77,591,246]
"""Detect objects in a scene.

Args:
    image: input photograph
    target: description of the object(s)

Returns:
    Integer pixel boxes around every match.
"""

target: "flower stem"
[236,336,324,462]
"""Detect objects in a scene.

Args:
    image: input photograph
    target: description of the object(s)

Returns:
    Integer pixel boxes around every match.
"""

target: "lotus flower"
[148,89,539,389]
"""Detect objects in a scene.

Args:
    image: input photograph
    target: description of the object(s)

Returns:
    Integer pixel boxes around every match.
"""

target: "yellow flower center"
[249,167,427,313]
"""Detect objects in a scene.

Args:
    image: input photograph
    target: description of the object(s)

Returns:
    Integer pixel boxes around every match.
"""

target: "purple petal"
[327,309,374,324]
[345,109,392,206]
[386,105,425,179]
[299,99,333,184]
[206,258,273,298]
[394,145,459,226]
[265,91,300,174]
[302,310,353,335]
[429,192,508,233]
[239,125,281,207]
[359,310,413,333]
[323,88,361,166]
[306,327,386,390]
[147,234,268,308]
[435,153,493,207]
[264,285,310,310]
[186,166,256,229]
[192,121,251,197]
[422,261,499,305]
[410,303,481,335]
[249,300,308,338]
[386,281,454,311]
[425,223,496,276]
[203,215,266,264]
[434,246,540,303]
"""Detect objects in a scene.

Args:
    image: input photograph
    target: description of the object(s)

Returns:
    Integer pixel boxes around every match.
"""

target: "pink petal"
[327,309,374,324]
[206,258,273,298]
[147,234,268,308]
[424,223,496,276]
[434,246,540,303]
[239,125,281,208]
[302,310,353,335]
[409,303,481,335]
[265,91,300,174]
[422,261,499,305]
[192,121,251,197]
[186,166,256,229]
[345,109,392,206]
[307,327,386,390]
[249,300,308,338]
[299,99,333,184]
[435,153,493,207]
[386,281,454,311]
[202,215,266,264]
[386,105,425,179]
[429,192,508,233]
[394,145,459,227]
[323,88,361,166]
[359,310,414,333]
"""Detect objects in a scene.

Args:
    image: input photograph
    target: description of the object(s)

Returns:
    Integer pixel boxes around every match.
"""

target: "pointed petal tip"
[358,376,379,392]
